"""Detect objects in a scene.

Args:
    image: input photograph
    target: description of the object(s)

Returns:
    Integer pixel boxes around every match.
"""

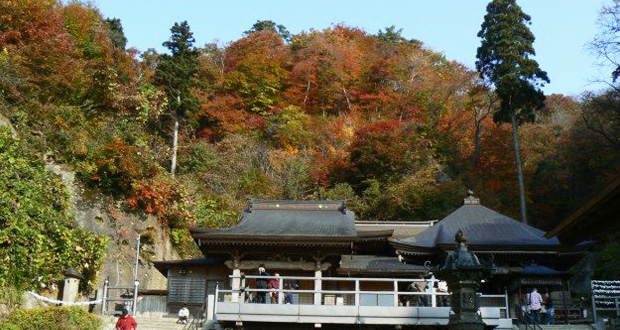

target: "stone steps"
[102,316,188,330]
[539,326,594,330]
[513,325,594,330]
[134,317,187,330]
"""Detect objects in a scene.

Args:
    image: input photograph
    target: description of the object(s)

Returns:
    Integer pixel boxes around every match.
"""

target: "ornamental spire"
[463,190,480,205]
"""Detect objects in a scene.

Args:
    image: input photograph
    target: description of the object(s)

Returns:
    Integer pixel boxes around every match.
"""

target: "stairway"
[513,325,595,330]
[128,316,186,330]
[103,316,189,330]
[538,326,594,330]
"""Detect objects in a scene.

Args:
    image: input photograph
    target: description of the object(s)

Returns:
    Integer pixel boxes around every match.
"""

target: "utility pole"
[132,235,140,316]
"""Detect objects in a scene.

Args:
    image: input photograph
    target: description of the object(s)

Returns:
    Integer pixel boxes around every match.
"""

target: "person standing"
[254,264,270,304]
[115,308,138,330]
[437,281,449,307]
[545,294,555,324]
[284,283,294,304]
[268,272,281,304]
[529,288,544,324]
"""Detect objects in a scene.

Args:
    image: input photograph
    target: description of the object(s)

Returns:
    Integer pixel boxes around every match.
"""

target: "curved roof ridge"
[393,203,560,250]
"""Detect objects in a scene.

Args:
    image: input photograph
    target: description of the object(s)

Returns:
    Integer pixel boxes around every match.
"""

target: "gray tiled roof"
[153,257,224,275]
[338,255,426,275]
[393,204,561,250]
[355,221,436,239]
[191,200,357,241]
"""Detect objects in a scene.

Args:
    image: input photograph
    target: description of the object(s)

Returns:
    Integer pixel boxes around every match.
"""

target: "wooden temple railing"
[210,275,511,328]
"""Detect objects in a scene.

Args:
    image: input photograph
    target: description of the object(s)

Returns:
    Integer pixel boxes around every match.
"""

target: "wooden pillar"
[393,280,399,307]
[314,259,322,305]
[278,275,284,304]
[231,257,241,303]
[430,275,437,307]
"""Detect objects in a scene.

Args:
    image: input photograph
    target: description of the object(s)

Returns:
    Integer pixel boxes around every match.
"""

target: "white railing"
[217,275,508,316]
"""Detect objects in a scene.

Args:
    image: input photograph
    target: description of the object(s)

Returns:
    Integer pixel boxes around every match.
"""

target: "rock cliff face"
[46,163,178,295]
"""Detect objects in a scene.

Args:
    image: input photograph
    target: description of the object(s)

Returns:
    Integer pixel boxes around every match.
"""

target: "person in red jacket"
[116,308,138,330]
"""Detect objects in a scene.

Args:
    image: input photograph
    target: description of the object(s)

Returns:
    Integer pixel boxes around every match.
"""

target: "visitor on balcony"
[268,272,281,304]
[284,283,294,304]
[437,280,449,307]
[422,282,431,307]
[406,282,423,306]
[254,264,270,303]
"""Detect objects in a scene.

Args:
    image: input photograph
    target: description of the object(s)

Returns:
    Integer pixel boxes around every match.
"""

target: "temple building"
[151,194,590,329]
[392,193,589,318]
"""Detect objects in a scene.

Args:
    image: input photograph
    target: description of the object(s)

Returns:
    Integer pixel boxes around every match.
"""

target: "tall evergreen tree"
[244,20,291,42]
[105,18,127,51]
[154,21,201,176]
[476,0,549,224]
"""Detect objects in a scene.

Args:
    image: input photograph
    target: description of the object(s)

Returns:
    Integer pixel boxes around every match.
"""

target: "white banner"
[28,291,101,306]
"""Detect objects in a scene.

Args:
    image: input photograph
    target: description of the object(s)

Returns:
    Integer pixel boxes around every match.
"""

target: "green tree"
[154,21,201,176]
[377,26,408,45]
[105,18,127,50]
[476,0,549,224]
[245,20,291,42]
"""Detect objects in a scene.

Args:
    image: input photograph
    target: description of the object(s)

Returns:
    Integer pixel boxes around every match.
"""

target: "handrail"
[220,274,507,316]
[514,304,544,330]
[222,288,447,295]
[234,275,435,282]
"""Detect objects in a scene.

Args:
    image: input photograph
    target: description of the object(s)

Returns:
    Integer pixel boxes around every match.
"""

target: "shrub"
[0,306,102,330]
[265,105,310,149]
[88,138,161,195]
[0,128,108,293]
[177,140,218,175]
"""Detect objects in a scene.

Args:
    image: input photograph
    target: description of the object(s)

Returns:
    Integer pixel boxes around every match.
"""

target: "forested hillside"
[1,0,619,291]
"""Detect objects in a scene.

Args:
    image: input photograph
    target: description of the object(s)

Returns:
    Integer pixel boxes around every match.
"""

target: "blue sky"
[94,0,610,96]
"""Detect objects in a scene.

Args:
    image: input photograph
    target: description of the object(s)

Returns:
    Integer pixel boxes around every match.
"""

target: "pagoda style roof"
[191,200,390,248]
[392,194,562,254]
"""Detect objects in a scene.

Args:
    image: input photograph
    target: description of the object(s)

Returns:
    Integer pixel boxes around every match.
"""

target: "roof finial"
[463,190,480,205]
[455,229,467,244]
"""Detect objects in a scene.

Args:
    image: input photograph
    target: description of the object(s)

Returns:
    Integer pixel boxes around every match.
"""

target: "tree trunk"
[472,122,482,167]
[303,79,311,108]
[510,112,528,224]
[170,116,179,177]
[342,86,352,112]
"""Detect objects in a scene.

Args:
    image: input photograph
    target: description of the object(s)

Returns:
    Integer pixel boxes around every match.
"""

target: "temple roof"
[355,220,436,239]
[153,257,225,276]
[392,199,561,253]
[546,175,620,245]
[338,255,427,275]
[191,200,363,244]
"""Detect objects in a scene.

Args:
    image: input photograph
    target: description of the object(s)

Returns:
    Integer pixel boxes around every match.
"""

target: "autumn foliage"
[1,0,619,251]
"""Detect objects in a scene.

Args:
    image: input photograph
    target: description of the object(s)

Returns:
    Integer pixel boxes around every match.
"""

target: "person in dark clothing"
[254,264,270,303]
[545,294,555,324]
[284,283,294,304]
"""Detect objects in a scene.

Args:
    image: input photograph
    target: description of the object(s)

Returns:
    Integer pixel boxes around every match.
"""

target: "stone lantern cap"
[440,230,483,270]
[64,267,84,280]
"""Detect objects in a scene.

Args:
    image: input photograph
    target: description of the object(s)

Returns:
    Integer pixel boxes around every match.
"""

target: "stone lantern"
[433,230,493,330]
[62,267,84,304]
